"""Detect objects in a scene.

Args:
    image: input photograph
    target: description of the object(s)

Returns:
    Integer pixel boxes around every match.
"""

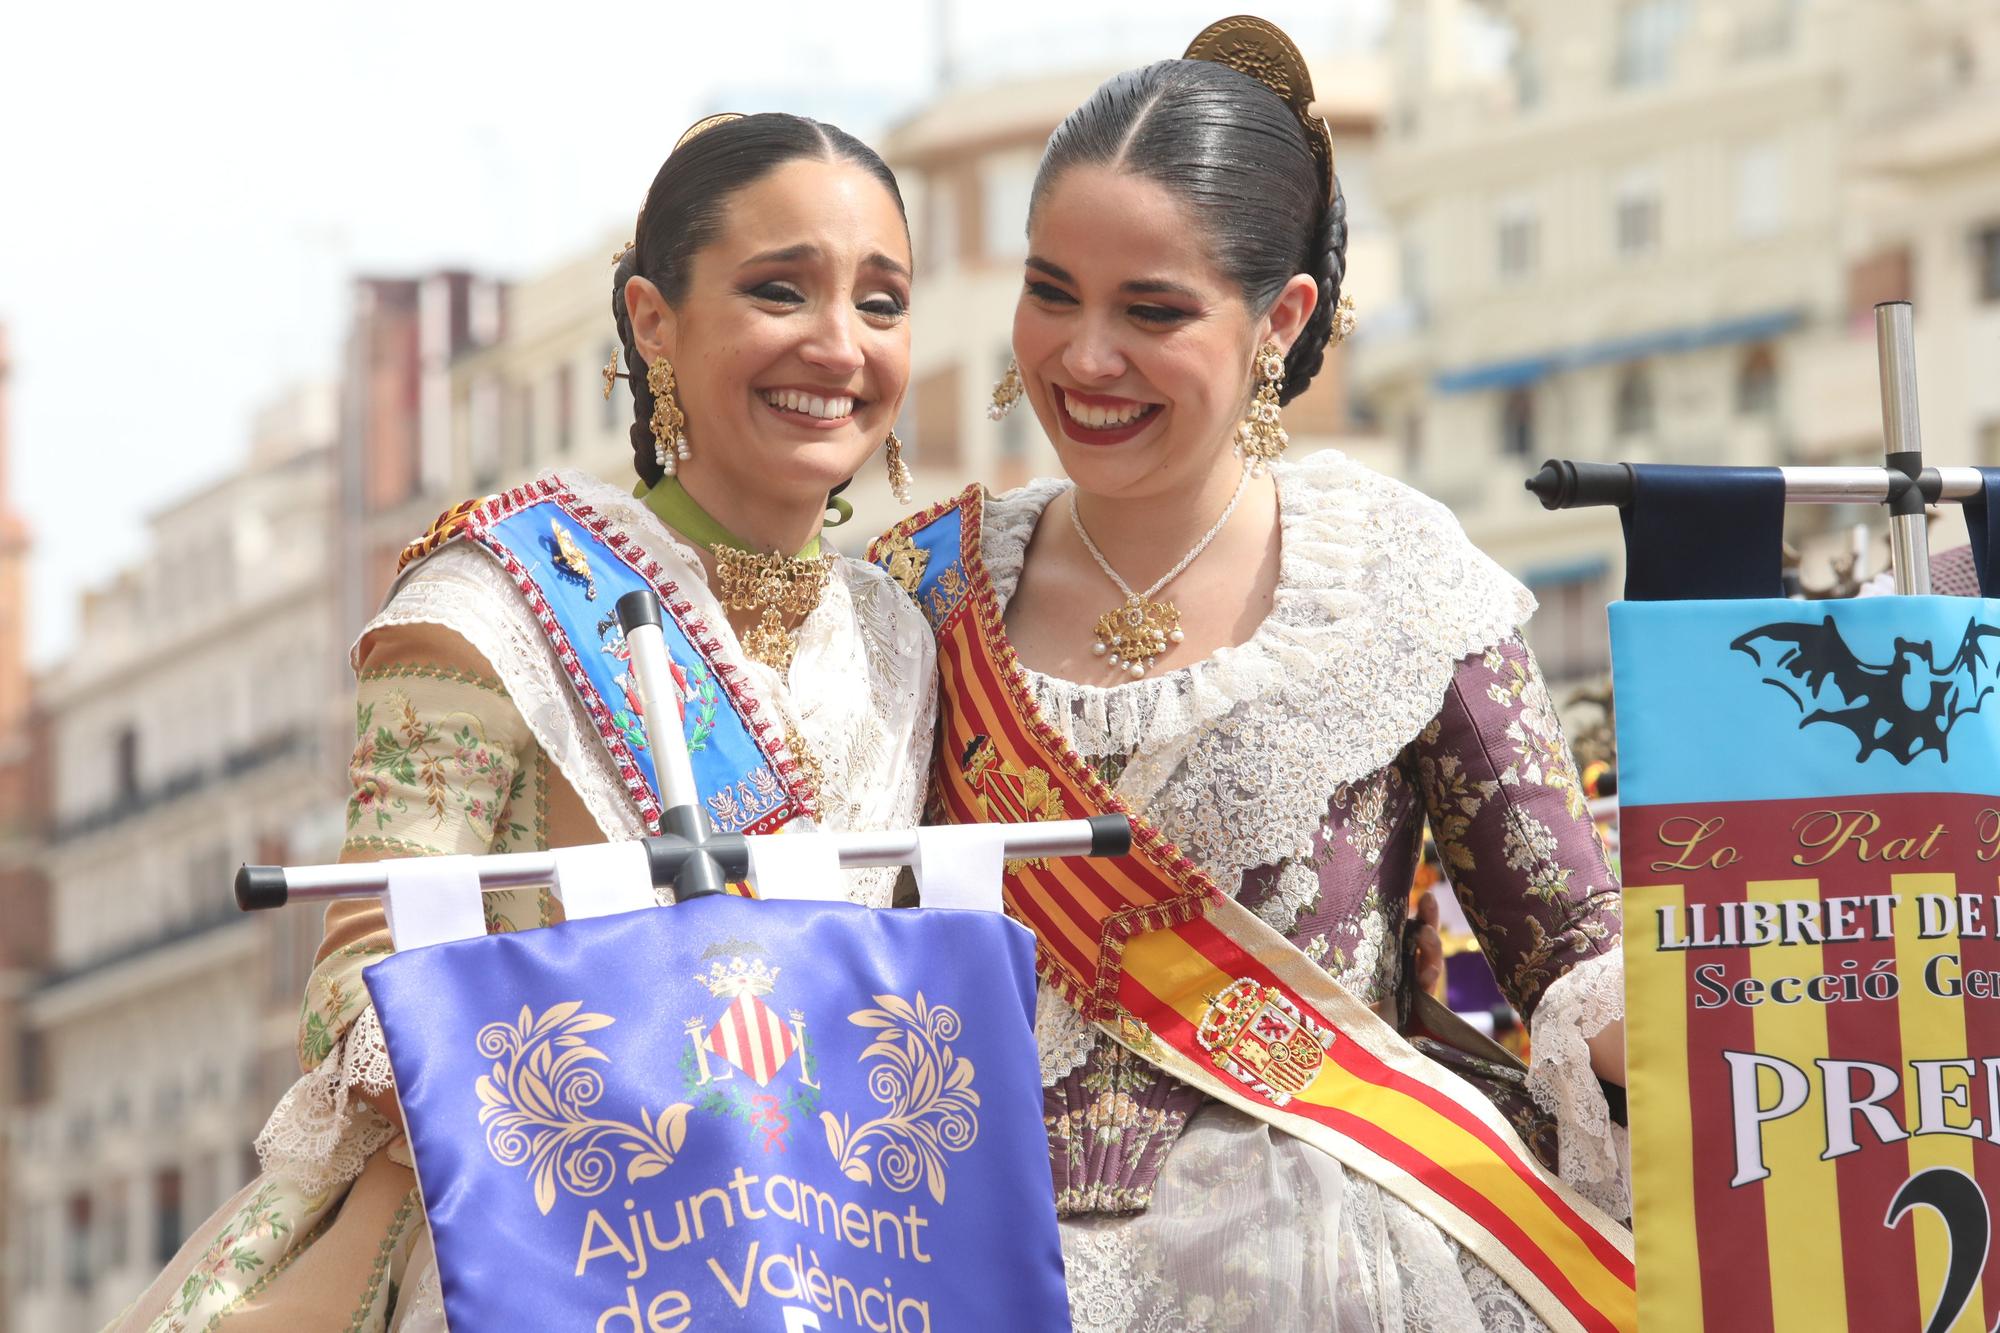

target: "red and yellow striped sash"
[883,488,1637,1333]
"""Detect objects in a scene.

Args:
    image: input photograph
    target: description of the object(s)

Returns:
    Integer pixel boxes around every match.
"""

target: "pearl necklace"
[1069,462,1254,678]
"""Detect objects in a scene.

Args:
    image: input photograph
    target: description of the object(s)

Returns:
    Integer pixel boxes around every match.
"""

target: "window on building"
[516,382,536,465]
[1616,174,1662,258]
[1735,141,1786,238]
[1500,389,1536,457]
[1977,224,2000,303]
[1496,206,1539,280]
[1402,411,1425,473]
[66,1192,93,1293]
[1614,0,1688,88]
[981,154,1038,263]
[1737,346,1779,416]
[1615,367,1657,437]
[1734,0,1796,59]
[555,363,574,456]
[22,1203,44,1292]
[1401,243,1428,324]
[1511,39,1543,111]
[103,1178,128,1270]
[153,1168,183,1266]
[1524,564,1614,681]
[115,726,139,803]
[470,377,502,486]
[926,176,962,275]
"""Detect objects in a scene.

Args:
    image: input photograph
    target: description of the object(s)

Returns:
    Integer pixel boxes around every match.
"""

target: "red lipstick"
[1052,385,1164,447]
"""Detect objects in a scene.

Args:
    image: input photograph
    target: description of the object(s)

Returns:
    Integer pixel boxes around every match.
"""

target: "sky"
[0,0,1386,666]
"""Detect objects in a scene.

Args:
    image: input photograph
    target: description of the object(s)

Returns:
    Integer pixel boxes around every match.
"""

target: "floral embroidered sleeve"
[257,622,551,1195]
[1415,633,1620,1017]
[1415,631,1629,1215]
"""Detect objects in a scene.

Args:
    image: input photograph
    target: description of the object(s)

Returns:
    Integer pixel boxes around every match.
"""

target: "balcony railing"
[50,730,312,845]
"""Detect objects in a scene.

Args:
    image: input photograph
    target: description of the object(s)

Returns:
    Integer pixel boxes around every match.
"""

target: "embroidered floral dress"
[982,452,1626,1332]
[110,471,936,1332]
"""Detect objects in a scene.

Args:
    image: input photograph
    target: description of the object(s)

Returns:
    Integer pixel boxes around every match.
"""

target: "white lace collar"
[980,449,1535,886]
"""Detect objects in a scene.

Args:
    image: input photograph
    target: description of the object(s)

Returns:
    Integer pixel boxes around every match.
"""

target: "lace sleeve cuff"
[1527,946,1630,1219]
[254,1005,400,1196]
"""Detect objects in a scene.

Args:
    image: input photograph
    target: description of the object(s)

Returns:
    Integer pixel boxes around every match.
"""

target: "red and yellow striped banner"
[1625,796,2000,1333]
[906,490,1636,1333]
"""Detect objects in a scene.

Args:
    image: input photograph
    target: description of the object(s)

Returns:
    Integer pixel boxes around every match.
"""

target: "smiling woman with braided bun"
[875,17,1634,1331]
[109,113,936,1332]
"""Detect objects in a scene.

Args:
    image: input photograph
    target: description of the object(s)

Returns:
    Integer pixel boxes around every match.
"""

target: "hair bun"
[1280,176,1348,406]
[1183,15,1336,207]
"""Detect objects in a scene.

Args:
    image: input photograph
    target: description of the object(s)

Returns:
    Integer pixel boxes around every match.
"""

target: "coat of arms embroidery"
[683,944,820,1152]
[1195,977,1336,1105]
[959,734,1066,870]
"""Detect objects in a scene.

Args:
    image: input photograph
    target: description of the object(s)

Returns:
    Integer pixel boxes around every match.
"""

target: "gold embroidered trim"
[357,662,506,694]
[340,834,448,860]
[344,1189,421,1332]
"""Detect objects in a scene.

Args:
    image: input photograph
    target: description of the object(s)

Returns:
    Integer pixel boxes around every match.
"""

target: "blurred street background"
[4,1,2000,1325]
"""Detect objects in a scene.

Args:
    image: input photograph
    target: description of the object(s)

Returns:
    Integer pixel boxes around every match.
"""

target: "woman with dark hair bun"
[876,18,1633,1330]
[111,112,936,1332]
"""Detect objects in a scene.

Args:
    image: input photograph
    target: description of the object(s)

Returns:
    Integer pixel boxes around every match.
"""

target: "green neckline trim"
[633,476,822,558]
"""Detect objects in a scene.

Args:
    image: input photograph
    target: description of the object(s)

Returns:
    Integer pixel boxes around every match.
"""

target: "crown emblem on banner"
[697,957,780,998]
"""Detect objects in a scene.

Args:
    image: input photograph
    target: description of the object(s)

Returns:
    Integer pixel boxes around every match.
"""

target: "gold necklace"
[1069,463,1254,678]
[712,546,837,671]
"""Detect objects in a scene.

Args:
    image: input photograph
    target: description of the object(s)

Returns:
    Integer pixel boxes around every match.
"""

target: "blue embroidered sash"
[434,478,812,835]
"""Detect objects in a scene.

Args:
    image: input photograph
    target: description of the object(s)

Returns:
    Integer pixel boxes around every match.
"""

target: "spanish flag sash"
[872,487,1637,1333]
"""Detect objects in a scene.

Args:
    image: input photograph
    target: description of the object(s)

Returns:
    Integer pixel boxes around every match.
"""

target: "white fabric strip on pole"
[746,832,848,903]
[382,854,488,950]
[912,826,1011,913]
[550,840,659,920]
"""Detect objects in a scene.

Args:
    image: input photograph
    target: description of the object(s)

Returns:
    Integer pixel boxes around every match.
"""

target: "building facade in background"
[1357,0,2000,685]
[3,389,345,1331]
[0,325,52,1332]
[338,272,506,644]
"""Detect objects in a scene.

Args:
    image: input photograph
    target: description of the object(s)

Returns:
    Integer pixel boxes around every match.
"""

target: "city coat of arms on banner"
[366,897,1070,1331]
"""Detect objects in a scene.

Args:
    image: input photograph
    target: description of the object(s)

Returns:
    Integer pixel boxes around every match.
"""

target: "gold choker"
[713,547,837,671]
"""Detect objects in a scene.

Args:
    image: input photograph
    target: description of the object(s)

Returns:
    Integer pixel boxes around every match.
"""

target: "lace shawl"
[982,450,1624,1208]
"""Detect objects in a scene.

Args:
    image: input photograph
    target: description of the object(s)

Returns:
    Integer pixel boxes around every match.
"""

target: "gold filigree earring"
[988,359,1024,420]
[884,430,912,505]
[1235,341,1288,475]
[647,357,691,475]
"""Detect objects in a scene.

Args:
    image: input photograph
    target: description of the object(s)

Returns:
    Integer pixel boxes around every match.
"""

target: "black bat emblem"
[1731,616,2000,764]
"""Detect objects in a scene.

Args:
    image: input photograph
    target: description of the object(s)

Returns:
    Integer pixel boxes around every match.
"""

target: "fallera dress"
[109,471,935,1331]
[955,452,1627,1332]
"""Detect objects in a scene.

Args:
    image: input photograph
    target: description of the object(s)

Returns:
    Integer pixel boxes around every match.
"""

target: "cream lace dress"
[110,469,936,1332]
[983,452,1628,1332]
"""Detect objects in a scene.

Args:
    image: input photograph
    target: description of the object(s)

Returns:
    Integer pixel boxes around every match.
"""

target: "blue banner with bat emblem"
[364,898,1069,1332]
[1616,590,2000,1331]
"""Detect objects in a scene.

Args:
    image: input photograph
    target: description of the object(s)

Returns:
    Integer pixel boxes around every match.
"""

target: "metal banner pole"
[1876,299,1931,596]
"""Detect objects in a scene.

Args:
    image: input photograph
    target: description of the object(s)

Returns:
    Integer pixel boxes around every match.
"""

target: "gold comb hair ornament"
[674,111,747,152]
[1184,15,1337,205]
[631,113,750,244]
